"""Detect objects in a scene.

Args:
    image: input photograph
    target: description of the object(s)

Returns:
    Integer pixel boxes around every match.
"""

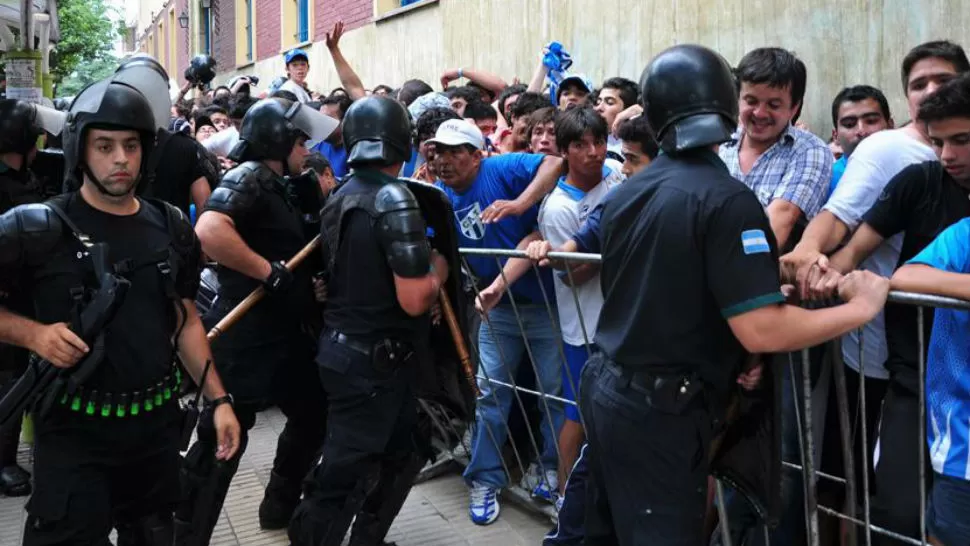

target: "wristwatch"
[211,394,234,409]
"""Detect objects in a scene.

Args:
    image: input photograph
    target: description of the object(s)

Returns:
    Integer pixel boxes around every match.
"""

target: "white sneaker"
[532,469,558,503]
[519,462,540,491]
[469,481,500,525]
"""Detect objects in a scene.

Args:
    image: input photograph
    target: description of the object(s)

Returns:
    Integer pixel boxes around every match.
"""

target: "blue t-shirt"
[828,155,847,198]
[908,217,970,480]
[436,153,554,304]
[402,148,421,178]
[312,141,349,178]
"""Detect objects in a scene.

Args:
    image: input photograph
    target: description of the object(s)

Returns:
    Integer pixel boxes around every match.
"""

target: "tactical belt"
[57,367,183,418]
[328,330,374,356]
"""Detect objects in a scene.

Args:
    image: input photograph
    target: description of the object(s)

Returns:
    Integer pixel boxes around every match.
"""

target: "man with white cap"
[429,119,566,525]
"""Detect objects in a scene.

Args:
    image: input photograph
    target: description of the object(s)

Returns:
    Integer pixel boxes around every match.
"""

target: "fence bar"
[917,306,927,546]
[798,348,820,546]
[830,338,858,546]
[857,327,873,546]
[816,505,926,546]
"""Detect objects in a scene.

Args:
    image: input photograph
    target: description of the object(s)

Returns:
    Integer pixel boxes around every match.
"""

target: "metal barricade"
[438,247,967,546]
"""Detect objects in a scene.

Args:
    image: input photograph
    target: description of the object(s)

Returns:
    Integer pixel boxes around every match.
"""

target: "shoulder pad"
[0,203,66,266]
[193,140,221,185]
[375,182,420,215]
[148,199,197,252]
[205,162,268,218]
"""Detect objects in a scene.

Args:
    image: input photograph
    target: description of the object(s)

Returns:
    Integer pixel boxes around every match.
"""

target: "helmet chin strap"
[81,163,139,198]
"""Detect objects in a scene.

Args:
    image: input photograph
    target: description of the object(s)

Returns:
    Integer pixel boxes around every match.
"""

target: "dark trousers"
[289,335,419,546]
[23,406,182,546]
[544,442,590,546]
[580,354,712,546]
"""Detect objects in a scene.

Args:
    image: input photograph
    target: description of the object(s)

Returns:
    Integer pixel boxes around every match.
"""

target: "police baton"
[437,288,480,397]
[206,235,321,342]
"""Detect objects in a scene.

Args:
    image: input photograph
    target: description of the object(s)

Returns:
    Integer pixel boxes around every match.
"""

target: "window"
[245,0,253,61]
[168,9,176,73]
[375,0,439,21]
[297,0,309,43]
[200,5,211,55]
[236,0,254,65]
[282,0,311,49]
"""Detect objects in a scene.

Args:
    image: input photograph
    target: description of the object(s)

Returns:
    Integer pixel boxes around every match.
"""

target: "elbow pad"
[375,183,431,279]
[204,161,267,221]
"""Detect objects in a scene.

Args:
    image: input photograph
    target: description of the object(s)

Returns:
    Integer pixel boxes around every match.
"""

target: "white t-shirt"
[202,126,240,157]
[823,128,935,378]
[279,79,312,103]
[538,169,622,346]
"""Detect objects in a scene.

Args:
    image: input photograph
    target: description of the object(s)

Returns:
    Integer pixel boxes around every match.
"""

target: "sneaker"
[532,469,558,503]
[519,462,540,491]
[554,494,564,513]
[469,481,500,525]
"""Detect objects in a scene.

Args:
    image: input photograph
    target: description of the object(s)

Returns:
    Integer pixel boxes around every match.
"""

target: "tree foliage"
[55,55,118,98]
[50,0,125,84]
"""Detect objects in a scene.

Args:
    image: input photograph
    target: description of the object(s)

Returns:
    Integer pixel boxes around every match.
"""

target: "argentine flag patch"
[741,229,770,255]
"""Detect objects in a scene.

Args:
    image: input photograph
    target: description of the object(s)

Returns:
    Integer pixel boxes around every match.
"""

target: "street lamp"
[178,10,189,29]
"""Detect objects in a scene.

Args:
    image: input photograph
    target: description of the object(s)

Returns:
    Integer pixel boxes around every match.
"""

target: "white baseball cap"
[427,119,485,151]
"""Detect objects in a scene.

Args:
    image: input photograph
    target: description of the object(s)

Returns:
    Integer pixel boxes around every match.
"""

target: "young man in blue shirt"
[827,85,893,195]
[429,119,564,525]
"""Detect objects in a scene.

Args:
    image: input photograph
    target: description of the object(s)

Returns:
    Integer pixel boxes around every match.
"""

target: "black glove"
[264,261,293,293]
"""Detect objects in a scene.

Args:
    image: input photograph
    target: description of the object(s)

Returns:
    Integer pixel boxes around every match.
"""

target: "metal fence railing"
[430,246,969,546]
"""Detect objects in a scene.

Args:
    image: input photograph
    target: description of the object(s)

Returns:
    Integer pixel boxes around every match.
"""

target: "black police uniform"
[289,97,440,546]
[0,98,48,496]
[0,81,202,545]
[579,45,784,546]
[142,129,219,217]
[175,98,328,545]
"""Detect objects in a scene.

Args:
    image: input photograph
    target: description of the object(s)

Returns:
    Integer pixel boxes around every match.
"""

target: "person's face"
[620,141,651,177]
[450,97,468,117]
[84,128,142,196]
[530,121,557,156]
[374,88,389,97]
[562,132,606,179]
[927,116,970,184]
[558,83,589,111]
[502,94,521,119]
[196,125,217,142]
[316,166,337,194]
[287,136,310,175]
[287,59,309,84]
[432,144,482,190]
[511,116,531,151]
[906,57,959,122]
[739,82,799,145]
[595,88,626,129]
[210,112,230,132]
[468,117,497,138]
[321,103,344,143]
[832,98,891,157]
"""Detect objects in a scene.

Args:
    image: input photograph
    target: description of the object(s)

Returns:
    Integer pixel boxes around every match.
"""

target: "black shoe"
[0,465,31,497]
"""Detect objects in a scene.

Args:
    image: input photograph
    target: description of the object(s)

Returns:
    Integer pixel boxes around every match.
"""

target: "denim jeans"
[463,304,564,488]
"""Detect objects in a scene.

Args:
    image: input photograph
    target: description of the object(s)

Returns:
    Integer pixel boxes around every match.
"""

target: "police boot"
[258,471,302,530]
[347,512,398,546]
[0,465,31,497]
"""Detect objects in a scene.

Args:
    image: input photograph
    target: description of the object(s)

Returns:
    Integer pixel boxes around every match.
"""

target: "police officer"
[0,77,240,544]
[288,96,451,546]
[110,53,218,219]
[0,98,48,496]
[176,96,338,544]
[579,44,891,545]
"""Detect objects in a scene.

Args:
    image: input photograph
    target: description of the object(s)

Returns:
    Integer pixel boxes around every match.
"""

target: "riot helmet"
[62,79,157,195]
[227,97,338,167]
[115,53,174,131]
[640,44,738,153]
[342,96,412,168]
[185,54,217,87]
[0,99,65,161]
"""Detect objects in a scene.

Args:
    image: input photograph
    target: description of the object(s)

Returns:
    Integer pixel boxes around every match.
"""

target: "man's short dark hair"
[414,106,462,147]
[830,85,892,127]
[497,84,528,121]
[616,115,659,160]
[201,104,228,118]
[174,99,193,120]
[304,151,331,173]
[526,107,558,137]
[466,81,496,103]
[229,96,258,120]
[373,84,394,95]
[463,100,497,122]
[736,47,807,108]
[917,73,970,124]
[599,77,640,109]
[901,40,970,93]
[447,86,482,105]
[322,93,354,119]
[555,105,608,152]
[398,79,434,106]
[510,92,548,121]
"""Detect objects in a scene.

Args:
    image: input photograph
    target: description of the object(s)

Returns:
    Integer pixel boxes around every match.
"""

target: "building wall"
[256,0,281,61]
[204,0,970,135]
[211,0,236,72]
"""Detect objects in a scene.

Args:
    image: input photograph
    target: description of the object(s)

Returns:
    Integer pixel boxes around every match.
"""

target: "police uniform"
[175,97,336,544]
[579,45,783,545]
[0,99,48,496]
[0,80,202,545]
[289,97,450,546]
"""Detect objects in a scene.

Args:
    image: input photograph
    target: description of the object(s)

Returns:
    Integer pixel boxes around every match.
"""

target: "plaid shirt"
[718,125,833,219]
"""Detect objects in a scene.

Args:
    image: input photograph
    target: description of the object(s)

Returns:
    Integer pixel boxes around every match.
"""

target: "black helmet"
[185,54,217,86]
[0,99,45,157]
[640,44,738,153]
[343,96,412,167]
[228,97,338,164]
[62,79,157,194]
[115,53,173,131]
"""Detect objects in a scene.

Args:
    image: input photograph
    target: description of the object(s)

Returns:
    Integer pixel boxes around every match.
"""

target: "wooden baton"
[206,235,321,342]
[437,287,480,397]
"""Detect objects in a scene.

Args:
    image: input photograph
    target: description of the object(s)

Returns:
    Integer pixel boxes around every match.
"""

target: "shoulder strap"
[44,193,91,249]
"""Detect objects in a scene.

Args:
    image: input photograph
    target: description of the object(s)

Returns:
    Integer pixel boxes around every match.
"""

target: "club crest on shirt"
[741,229,770,255]
[456,202,486,240]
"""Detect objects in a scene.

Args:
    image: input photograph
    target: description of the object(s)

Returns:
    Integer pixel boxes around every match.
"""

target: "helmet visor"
[284,101,339,142]
[32,103,68,136]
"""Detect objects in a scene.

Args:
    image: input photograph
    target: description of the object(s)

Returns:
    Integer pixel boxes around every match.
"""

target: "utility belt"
[599,356,707,415]
[325,329,414,374]
[56,366,182,418]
